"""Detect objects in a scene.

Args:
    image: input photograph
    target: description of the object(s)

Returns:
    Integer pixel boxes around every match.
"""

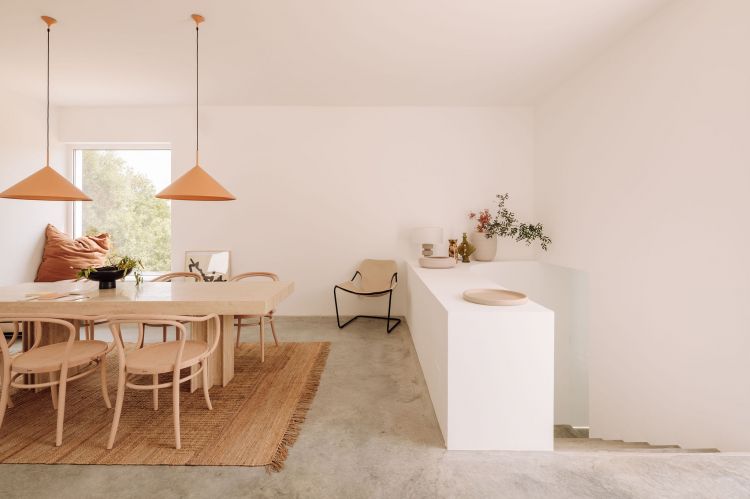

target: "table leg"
[190,314,235,392]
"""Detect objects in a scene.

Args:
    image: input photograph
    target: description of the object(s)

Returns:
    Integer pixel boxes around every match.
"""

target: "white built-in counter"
[405,260,554,451]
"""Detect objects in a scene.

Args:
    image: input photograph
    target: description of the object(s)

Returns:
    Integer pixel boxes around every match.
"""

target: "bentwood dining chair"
[148,272,204,342]
[0,314,111,446]
[334,259,401,333]
[106,314,220,450]
[230,272,280,362]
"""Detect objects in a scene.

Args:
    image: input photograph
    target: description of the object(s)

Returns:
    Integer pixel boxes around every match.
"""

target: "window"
[73,148,171,272]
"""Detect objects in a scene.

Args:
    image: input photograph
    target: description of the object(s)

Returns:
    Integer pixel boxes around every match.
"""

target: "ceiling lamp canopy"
[156,14,235,201]
[0,16,91,202]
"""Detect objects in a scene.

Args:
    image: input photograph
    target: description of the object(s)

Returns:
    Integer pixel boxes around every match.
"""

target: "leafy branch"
[469,193,551,251]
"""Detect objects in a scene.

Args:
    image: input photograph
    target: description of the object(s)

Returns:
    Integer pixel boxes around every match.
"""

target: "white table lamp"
[412,227,444,257]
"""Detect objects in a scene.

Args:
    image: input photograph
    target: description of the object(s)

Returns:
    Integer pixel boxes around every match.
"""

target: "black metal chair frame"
[334,271,401,334]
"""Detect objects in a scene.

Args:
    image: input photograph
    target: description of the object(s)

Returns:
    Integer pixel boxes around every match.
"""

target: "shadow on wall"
[474,261,589,427]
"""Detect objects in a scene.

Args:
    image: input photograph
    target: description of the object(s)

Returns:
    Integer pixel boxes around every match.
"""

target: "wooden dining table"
[0,279,294,391]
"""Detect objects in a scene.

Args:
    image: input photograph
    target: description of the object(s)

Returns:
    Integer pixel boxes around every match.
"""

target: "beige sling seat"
[106,314,220,450]
[230,272,280,362]
[148,272,204,342]
[333,259,401,333]
[0,314,111,446]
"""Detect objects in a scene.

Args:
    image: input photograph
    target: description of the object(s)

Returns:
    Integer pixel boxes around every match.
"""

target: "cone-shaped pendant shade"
[156,14,235,201]
[0,166,92,201]
[0,16,91,202]
[155,165,235,201]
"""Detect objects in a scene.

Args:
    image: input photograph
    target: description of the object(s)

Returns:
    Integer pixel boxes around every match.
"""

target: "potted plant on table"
[77,256,144,289]
[469,193,551,261]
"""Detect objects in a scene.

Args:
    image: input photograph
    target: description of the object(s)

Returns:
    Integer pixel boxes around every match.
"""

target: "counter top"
[407,260,550,315]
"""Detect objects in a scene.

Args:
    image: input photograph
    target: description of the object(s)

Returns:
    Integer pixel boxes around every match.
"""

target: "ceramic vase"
[471,231,497,261]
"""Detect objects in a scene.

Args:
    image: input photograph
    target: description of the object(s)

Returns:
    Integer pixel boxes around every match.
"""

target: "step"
[554,425,589,439]
[555,438,681,452]
[617,447,720,453]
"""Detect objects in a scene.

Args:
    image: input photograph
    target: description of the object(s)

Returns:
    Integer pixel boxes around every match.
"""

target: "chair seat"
[125,340,209,375]
[336,280,392,295]
[13,340,109,374]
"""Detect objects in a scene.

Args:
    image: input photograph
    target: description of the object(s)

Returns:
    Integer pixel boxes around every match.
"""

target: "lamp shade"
[0,166,91,201]
[155,165,235,201]
[412,226,443,245]
[0,16,91,202]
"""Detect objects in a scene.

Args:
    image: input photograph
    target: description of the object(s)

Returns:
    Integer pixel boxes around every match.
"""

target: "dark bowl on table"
[87,266,131,289]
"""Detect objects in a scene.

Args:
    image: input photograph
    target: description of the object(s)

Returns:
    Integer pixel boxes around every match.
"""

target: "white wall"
[0,89,67,285]
[58,106,535,314]
[535,0,750,450]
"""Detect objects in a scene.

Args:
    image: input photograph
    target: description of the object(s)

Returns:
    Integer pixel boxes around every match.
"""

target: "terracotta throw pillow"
[35,224,110,282]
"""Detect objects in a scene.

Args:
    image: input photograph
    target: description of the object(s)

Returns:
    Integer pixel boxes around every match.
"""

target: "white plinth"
[406,261,554,450]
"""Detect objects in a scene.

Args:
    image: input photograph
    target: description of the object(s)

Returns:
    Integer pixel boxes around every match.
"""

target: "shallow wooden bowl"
[463,288,528,306]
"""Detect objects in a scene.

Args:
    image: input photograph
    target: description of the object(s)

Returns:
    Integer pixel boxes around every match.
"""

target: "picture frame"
[184,250,231,282]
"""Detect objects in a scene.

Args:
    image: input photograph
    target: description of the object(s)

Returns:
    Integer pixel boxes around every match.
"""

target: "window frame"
[70,144,172,279]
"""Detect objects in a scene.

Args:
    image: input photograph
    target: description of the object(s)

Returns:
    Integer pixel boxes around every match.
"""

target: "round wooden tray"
[463,288,528,306]
[419,256,456,269]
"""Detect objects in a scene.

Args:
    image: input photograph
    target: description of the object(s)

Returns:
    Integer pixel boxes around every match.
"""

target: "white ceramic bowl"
[419,256,456,269]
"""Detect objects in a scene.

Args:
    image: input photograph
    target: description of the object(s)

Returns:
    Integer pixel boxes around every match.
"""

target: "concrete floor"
[1,317,750,498]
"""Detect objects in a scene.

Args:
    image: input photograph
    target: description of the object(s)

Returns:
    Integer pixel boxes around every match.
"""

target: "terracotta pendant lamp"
[156,14,235,201]
[0,16,91,201]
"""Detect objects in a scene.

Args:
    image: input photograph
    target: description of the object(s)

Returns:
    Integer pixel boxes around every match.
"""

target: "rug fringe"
[267,342,331,473]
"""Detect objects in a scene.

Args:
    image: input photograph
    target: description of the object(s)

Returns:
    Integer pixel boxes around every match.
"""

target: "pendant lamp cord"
[195,24,199,166]
[46,26,50,167]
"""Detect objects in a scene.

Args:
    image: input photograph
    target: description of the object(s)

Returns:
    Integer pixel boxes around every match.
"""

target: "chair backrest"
[151,272,204,283]
[357,259,398,291]
[230,272,279,282]
[107,314,220,375]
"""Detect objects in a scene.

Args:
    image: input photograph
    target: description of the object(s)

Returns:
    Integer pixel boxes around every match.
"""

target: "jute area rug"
[0,342,330,471]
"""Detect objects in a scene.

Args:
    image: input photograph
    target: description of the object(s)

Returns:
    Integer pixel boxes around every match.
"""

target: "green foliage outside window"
[81,151,171,271]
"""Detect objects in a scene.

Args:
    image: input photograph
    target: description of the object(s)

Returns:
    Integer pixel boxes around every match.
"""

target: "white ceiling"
[1,0,669,106]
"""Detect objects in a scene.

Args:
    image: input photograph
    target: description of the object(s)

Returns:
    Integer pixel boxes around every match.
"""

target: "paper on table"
[22,292,89,302]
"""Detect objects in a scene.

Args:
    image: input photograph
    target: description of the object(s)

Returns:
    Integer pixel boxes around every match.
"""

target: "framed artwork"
[184,250,231,282]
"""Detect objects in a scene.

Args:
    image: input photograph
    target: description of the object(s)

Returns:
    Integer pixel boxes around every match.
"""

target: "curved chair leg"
[107,368,127,450]
[385,290,401,334]
[0,361,10,430]
[55,369,69,447]
[201,360,212,410]
[152,373,159,411]
[162,325,167,343]
[269,316,279,346]
[235,318,242,347]
[172,373,181,450]
[49,371,59,410]
[259,319,265,362]
[100,356,112,409]
[334,287,344,328]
